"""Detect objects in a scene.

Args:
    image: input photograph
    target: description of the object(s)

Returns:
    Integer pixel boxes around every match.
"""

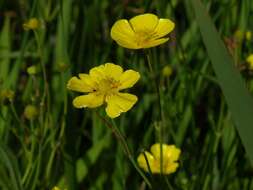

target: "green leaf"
[191,0,253,163]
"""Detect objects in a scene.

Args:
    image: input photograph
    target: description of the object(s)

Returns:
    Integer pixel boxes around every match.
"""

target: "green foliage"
[0,0,253,189]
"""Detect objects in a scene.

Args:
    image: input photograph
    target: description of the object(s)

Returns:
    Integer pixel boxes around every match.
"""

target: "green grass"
[0,0,253,189]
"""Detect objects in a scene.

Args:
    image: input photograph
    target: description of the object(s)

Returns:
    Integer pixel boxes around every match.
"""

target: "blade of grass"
[191,0,253,164]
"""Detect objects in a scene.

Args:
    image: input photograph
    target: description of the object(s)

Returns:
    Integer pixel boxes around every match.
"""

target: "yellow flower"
[137,143,181,174]
[24,105,39,120]
[67,63,140,118]
[246,54,253,70]
[111,13,175,49]
[162,65,173,77]
[23,18,39,30]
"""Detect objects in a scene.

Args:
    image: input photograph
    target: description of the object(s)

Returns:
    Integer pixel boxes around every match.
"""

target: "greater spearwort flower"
[67,63,140,118]
[111,13,175,49]
[137,143,181,174]
[246,54,253,70]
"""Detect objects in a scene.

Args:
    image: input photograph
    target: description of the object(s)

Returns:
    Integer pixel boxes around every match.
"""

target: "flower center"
[135,31,158,46]
[97,78,119,95]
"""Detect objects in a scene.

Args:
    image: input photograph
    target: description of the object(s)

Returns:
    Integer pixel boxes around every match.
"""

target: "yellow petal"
[118,70,140,90]
[67,76,93,92]
[110,19,138,49]
[129,13,158,33]
[105,92,137,118]
[89,65,106,82]
[78,73,97,89]
[137,151,155,172]
[153,19,175,39]
[142,37,169,49]
[104,63,123,80]
[164,162,179,174]
[73,93,104,108]
[113,39,139,49]
[151,144,181,162]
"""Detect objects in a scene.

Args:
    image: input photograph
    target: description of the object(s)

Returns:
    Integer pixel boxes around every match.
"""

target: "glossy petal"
[137,151,155,172]
[105,92,137,118]
[89,65,106,82]
[153,19,175,39]
[73,93,104,108]
[78,73,97,89]
[67,76,93,92]
[104,63,123,80]
[130,13,158,33]
[118,70,140,90]
[164,162,179,174]
[142,37,169,49]
[151,144,181,162]
[110,19,138,49]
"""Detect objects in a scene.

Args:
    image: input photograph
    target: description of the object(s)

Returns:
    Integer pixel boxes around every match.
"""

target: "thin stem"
[144,50,164,175]
[95,111,152,188]
[10,102,22,126]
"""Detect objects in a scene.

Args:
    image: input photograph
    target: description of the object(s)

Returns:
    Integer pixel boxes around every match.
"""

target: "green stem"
[144,50,164,175]
[95,111,152,188]
[10,102,22,126]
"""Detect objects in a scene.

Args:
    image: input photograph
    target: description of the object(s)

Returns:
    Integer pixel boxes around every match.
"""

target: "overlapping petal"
[67,76,93,92]
[105,92,137,118]
[137,151,155,172]
[104,63,123,80]
[153,19,175,39]
[129,14,158,33]
[110,20,138,49]
[141,37,169,49]
[73,93,104,108]
[151,144,181,161]
[89,65,106,82]
[118,70,140,90]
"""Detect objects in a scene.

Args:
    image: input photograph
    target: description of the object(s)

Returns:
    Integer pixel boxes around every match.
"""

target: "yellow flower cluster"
[67,13,180,175]
[67,13,174,118]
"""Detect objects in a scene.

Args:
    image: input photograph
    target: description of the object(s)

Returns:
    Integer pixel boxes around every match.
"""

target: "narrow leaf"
[191,0,253,163]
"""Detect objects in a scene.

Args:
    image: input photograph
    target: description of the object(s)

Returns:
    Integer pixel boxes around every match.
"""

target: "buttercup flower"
[137,143,181,174]
[246,54,253,70]
[67,63,140,118]
[23,18,39,30]
[111,13,175,49]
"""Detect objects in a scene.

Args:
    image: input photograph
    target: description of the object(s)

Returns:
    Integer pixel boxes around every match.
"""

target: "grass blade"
[191,0,253,163]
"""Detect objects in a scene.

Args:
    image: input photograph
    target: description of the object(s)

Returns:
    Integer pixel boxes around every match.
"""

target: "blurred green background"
[0,0,253,189]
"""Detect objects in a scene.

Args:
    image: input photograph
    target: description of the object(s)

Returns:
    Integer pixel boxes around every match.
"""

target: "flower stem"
[144,49,164,175]
[95,111,152,188]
